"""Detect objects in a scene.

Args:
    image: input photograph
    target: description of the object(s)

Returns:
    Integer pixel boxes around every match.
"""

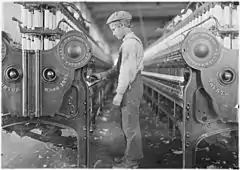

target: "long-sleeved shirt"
[112,32,144,105]
[116,31,144,96]
[99,31,144,106]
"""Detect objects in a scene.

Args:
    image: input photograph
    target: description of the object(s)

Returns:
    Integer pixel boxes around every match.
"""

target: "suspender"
[104,36,142,80]
[116,36,142,90]
[118,35,142,70]
[116,50,122,72]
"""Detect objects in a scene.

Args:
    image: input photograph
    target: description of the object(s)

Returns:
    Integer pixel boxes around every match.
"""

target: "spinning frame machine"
[142,2,239,168]
[1,2,114,168]
[1,2,239,168]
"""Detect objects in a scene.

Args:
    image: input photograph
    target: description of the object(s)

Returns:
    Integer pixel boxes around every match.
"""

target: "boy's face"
[109,21,125,40]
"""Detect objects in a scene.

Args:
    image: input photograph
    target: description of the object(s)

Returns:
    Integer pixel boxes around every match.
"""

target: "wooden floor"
[1,99,238,168]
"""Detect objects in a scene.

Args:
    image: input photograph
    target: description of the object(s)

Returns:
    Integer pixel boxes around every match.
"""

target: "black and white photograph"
[1,1,239,169]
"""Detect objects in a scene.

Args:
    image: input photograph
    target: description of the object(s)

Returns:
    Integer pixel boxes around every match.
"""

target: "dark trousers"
[121,72,144,161]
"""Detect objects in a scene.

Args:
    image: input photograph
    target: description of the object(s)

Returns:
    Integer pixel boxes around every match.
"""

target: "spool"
[44,38,49,50]
[237,5,240,28]
[44,9,50,29]
[232,35,239,49]
[232,7,238,28]
[56,10,61,24]
[39,9,43,27]
[31,36,35,50]
[48,11,53,30]
[27,9,32,29]
[26,10,32,50]
[34,10,40,28]
[21,6,27,27]
[25,35,30,50]
[223,5,230,28]
[223,35,231,49]
[213,4,223,26]
[52,13,56,29]
[21,6,27,49]
[34,37,39,50]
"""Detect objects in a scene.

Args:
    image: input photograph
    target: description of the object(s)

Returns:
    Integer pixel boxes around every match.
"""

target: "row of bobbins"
[190,3,239,49]
[208,3,239,49]
[20,4,82,51]
[165,2,239,51]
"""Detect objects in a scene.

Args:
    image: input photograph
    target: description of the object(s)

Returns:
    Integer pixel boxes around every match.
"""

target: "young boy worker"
[93,11,144,168]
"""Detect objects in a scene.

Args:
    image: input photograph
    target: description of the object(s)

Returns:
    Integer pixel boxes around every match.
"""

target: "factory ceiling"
[85,2,189,52]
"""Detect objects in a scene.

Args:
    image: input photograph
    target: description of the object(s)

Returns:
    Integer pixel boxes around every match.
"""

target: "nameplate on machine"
[44,74,69,92]
[1,82,21,92]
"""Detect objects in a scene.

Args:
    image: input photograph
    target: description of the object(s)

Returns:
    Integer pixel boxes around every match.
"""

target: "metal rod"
[22,47,28,117]
[35,8,44,117]
[142,76,183,98]
[143,78,183,107]
[21,6,28,117]
[35,50,40,117]
[173,101,176,138]
[142,71,185,83]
